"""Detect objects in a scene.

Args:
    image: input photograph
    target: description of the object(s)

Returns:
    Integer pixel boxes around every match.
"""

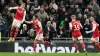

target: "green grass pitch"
[0,53,99,56]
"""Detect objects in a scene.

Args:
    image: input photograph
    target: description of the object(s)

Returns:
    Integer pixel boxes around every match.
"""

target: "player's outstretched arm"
[24,20,32,24]
[86,24,96,34]
[8,7,19,10]
[21,11,26,24]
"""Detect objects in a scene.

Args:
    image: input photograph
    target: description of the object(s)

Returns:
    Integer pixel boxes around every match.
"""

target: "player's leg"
[13,27,19,41]
[12,20,21,41]
[33,39,38,52]
[78,36,87,56]
[91,38,100,52]
[8,26,15,42]
[72,37,79,53]
[33,34,39,52]
[8,19,17,42]
[39,34,52,45]
[78,36,86,51]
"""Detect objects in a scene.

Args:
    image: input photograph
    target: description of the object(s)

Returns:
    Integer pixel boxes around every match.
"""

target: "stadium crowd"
[0,0,100,41]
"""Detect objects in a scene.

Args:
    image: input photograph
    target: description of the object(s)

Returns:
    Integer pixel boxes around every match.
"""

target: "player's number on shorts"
[74,25,80,31]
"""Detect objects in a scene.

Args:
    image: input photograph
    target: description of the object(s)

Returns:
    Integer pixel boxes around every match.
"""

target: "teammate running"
[86,16,100,54]
[69,15,87,55]
[25,15,54,53]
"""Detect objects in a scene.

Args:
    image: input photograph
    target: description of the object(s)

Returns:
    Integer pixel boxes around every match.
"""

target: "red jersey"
[70,21,82,37]
[15,7,25,20]
[32,20,43,34]
[92,21,100,38]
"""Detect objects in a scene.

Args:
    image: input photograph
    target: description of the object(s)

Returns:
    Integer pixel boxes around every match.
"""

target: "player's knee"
[79,39,83,43]
[34,41,37,44]
[11,27,15,30]
[95,42,98,45]
[91,39,96,42]
[72,38,76,41]
[15,27,19,31]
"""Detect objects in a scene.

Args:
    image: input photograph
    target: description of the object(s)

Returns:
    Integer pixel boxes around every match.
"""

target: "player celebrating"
[86,16,100,54]
[25,15,53,53]
[69,15,87,55]
[8,2,26,42]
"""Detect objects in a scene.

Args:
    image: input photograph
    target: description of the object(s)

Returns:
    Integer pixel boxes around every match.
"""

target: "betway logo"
[14,43,75,53]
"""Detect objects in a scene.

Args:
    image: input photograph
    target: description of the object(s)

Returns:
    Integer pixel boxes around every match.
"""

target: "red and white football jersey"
[32,20,43,34]
[15,7,25,20]
[69,21,82,37]
[92,21,100,38]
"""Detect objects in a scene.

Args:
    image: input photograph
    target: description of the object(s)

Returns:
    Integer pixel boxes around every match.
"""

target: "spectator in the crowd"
[8,0,17,7]
[89,10,95,17]
[57,25,66,37]
[18,0,23,4]
[82,14,88,24]
[75,5,81,13]
[44,21,55,41]
[0,0,6,13]
[59,17,70,37]
[67,4,75,15]
[83,18,92,37]
[37,8,49,27]
[28,5,35,20]
[77,13,82,20]
[47,3,56,15]
[27,29,36,40]
[90,0,100,14]
[60,17,70,37]
[0,13,7,37]
[42,1,49,10]
[5,11,13,27]
[69,0,83,5]
[84,8,89,14]
[83,14,88,19]
[95,9,100,30]
[58,7,67,27]
[2,5,9,17]
[3,11,13,37]
[49,16,57,31]
[33,0,40,11]
[20,24,28,37]
[26,0,31,14]
[77,13,84,25]
[50,0,58,10]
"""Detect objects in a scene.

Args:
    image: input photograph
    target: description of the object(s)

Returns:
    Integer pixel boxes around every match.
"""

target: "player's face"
[71,15,76,20]
[21,3,25,8]
[89,17,94,22]
[33,16,37,21]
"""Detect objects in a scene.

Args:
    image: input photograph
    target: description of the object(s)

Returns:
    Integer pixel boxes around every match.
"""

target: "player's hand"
[86,31,89,34]
[24,20,27,23]
[8,7,12,11]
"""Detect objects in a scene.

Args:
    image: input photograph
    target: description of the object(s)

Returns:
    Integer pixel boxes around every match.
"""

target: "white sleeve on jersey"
[80,23,83,29]
[9,7,19,10]
[92,23,96,31]
[38,21,42,28]
[21,10,26,23]
[69,23,72,30]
